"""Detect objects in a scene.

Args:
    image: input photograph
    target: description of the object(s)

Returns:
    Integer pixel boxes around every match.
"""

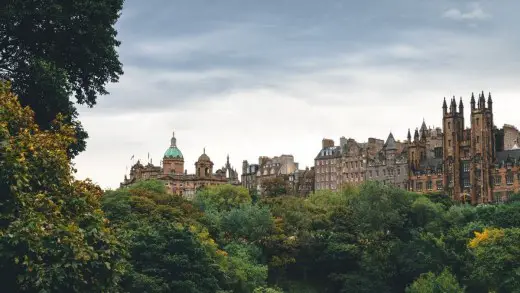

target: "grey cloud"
[442,3,490,21]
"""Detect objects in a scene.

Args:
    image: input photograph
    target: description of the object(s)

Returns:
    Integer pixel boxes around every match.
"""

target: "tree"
[0,0,124,157]
[406,269,465,293]
[194,185,251,212]
[261,177,288,197]
[0,82,126,292]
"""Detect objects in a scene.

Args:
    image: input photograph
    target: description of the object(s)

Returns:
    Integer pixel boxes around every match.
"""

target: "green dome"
[164,146,183,159]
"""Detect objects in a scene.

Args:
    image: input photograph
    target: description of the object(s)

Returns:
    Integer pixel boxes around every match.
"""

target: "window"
[416,182,423,191]
[376,170,379,176]
[383,170,386,176]
[463,162,469,172]
[494,175,502,185]
[477,136,480,143]
[448,122,451,129]
[369,171,373,177]
[436,180,443,190]
[476,118,479,126]
[506,172,514,185]
[397,168,401,175]
[448,140,451,147]
[463,178,470,188]
[427,181,433,190]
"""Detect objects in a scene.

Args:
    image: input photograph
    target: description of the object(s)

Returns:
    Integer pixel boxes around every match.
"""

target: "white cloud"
[442,3,491,21]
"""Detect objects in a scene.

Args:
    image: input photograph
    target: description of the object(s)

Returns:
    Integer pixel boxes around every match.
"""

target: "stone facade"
[288,167,316,196]
[314,139,342,191]
[121,131,240,199]
[503,124,520,150]
[241,155,299,195]
[338,138,370,188]
[366,133,409,189]
[408,93,520,204]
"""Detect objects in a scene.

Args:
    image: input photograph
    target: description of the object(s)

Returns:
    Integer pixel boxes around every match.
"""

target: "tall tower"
[442,96,465,200]
[163,131,184,175]
[469,92,495,203]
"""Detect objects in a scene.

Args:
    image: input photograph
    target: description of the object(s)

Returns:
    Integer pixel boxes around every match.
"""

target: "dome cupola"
[164,131,183,159]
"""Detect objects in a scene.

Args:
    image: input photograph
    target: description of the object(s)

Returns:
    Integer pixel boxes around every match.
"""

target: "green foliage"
[0,0,124,157]
[195,184,252,212]
[0,82,126,292]
[261,177,289,197]
[406,269,465,293]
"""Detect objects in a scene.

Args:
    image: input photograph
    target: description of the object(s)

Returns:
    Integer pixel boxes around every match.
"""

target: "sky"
[73,0,520,189]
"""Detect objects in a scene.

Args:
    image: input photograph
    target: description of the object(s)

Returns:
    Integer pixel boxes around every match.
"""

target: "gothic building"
[408,92,520,204]
[121,131,240,198]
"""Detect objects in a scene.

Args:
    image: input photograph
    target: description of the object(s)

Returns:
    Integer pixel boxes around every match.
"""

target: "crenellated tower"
[442,96,465,199]
[469,92,495,203]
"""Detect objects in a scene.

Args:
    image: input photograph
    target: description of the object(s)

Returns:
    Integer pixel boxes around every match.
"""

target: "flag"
[131,155,134,160]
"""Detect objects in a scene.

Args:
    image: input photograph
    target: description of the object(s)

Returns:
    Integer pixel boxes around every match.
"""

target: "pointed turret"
[407,128,412,142]
[442,97,448,114]
[470,92,476,110]
[487,92,493,110]
[458,96,464,114]
[450,96,457,113]
[414,128,420,142]
[385,132,397,150]
[479,91,486,108]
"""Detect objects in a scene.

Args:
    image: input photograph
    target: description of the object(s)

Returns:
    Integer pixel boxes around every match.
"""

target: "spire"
[442,97,448,114]
[421,119,427,133]
[407,128,412,142]
[459,96,464,114]
[479,90,486,108]
[203,147,206,154]
[487,92,493,110]
[450,96,457,113]
[470,92,475,110]
[385,132,397,150]
[170,131,177,147]
[414,128,420,142]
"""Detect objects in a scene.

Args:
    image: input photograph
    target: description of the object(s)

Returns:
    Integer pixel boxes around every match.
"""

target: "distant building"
[408,92,520,204]
[314,139,342,191]
[366,133,408,189]
[241,154,299,195]
[288,167,315,196]
[121,131,240,199]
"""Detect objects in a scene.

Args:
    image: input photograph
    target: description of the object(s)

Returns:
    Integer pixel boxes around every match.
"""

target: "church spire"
[470,92,476,110]
[487,92,493,110]
[443,97,448,114]
[407,128,412,142]
[459,96,464,114]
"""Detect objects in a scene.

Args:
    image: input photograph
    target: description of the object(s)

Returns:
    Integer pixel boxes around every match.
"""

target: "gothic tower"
[469,92,495,203]
[442,96,465,199]
[163,131,184,175]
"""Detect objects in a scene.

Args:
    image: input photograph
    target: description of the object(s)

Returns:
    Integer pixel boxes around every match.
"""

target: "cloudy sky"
[74,0,520,189]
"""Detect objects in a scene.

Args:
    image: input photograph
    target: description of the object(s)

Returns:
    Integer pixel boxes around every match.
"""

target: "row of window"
[413,180,443,191]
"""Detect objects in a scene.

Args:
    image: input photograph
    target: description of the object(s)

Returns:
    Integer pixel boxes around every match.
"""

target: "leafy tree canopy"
[0,82,126,292]
[0,0,124,157]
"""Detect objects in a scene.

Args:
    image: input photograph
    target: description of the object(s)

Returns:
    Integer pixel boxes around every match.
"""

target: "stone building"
[502,124,520,150]
[241,161,260,191]
[241,155,299,194]
[366,133,409,189]
[314,139,342,191]
[288,167,316,196]
[338,138,371,188]
[121,131,239,199]
[408,93,520,204]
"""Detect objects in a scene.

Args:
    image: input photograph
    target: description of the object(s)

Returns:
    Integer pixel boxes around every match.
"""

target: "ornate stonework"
[121,131,240,199]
